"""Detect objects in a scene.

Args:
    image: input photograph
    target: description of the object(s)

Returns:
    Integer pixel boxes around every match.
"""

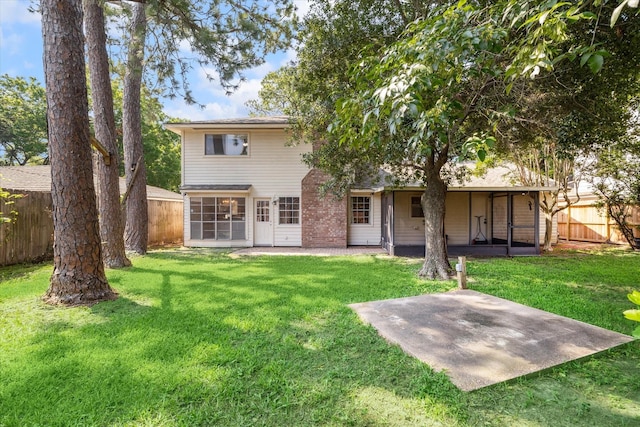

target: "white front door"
[254,199,273,246]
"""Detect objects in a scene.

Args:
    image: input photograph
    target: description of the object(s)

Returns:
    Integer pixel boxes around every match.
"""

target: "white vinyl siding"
[444,192,469,245]
[183,129,309,195]
[182,128,310,248]
[470,192,490,243]
[393,192,425,245]
[348,192,382,246]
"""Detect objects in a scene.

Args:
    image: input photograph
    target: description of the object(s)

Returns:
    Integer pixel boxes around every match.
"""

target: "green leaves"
[624,290,640,338]
[0,75,48,165]
[628,290,640,306]
[461,134,496,162]
[579,50,610,74]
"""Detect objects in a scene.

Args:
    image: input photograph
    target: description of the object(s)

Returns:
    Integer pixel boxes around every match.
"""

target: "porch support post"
[534,192,540,253]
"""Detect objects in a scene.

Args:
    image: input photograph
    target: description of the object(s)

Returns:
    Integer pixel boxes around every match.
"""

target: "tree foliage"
[328,2,509,279]
[251,0,639,271]
[107,71,181,192]
[497,0,640,250]
[589,133,640,249]
[107,0,298,104]
[0,75,48,165]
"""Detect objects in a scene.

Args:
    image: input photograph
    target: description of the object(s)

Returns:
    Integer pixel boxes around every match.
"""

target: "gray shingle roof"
[0,165,182,201]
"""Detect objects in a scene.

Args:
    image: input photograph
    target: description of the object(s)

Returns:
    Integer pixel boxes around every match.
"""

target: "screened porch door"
[491,192,539,255]
[254,199,273,246]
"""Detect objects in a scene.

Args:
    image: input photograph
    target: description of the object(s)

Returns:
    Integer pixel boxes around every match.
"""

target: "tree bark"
[41,0,117,305]
[418,170,452,280]
[123,1,149,254]
[84,0,131,268]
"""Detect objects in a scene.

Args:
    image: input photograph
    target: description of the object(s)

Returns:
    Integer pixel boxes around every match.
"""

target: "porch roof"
[355,164,557,193]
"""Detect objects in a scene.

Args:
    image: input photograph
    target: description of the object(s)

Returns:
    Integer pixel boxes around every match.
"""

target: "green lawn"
[1,248,638,426]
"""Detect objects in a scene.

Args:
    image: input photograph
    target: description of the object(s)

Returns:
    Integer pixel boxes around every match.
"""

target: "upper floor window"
[351,196,371,224]
[411,196,424,218]
[205,134,248,156]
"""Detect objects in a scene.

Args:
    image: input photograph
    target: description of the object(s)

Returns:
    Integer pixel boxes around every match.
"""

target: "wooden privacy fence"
[0,190,183,266]
[557,203,640,244]
[147,199,183,246]
[0,190,54,266]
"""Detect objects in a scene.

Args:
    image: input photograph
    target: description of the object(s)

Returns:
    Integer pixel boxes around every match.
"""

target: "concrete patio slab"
[350,290,634,391]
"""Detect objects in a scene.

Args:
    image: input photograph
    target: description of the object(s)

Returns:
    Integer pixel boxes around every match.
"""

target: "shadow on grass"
[1,254,465,426]
[2,252,639,426]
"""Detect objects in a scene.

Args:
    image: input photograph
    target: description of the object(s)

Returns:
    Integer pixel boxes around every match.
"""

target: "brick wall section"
[301,168,348,248]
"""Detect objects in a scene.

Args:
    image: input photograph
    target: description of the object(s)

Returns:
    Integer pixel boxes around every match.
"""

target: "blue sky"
[0,0,309,120]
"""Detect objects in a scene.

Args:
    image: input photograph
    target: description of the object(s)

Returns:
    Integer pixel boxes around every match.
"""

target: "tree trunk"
[84,0,131,268]
[41,0,117,305]
[123,1,149,254]
[418,171,452,280]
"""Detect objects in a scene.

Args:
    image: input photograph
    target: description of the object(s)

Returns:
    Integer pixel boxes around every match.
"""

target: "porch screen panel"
[189,196,246,240]
[492,194,508,243]
[231,197,246,240]
[190,197,203,239]
[217,198,231,239]
[511,194,536,246]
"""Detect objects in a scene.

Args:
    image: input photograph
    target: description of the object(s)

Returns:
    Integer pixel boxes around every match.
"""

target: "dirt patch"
[554,240,622,251]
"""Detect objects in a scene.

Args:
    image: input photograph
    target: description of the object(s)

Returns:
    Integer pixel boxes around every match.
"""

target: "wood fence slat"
[557,203,640,244]
[1,190,183,266]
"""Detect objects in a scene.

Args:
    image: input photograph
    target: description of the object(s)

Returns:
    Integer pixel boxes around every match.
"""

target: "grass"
[0,247,638,426]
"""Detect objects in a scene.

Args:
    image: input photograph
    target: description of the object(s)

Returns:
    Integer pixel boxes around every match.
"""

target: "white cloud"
[293,0,311,18]
[0,0,40,24]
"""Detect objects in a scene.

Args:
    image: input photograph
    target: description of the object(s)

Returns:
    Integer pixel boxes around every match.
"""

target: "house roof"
[355,164,557,192]
[448,165,557,192]
[0,165,182,201]
[164,116,291,134]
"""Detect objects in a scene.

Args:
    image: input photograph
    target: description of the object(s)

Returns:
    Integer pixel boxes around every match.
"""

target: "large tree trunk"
[540,192,558,252]
[41,0,117,305]
[418,171,452,280]
[123,1,148,254]
[84,0,131,268]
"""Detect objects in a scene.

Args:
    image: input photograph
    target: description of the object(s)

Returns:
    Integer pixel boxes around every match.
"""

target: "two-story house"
[166,117,556,256]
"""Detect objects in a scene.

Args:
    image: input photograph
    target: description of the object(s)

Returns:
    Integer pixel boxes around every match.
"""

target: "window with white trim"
[278,197,300,224]
[350,196,371,224]
[190,197,246,240]
[411,196,424,218]
[205,134,248,156]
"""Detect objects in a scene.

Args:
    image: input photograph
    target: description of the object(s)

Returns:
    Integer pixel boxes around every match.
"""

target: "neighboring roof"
[164,116,291,134]
[0,165,182,201]
[180,184,252,192]
[0,165,51,192]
